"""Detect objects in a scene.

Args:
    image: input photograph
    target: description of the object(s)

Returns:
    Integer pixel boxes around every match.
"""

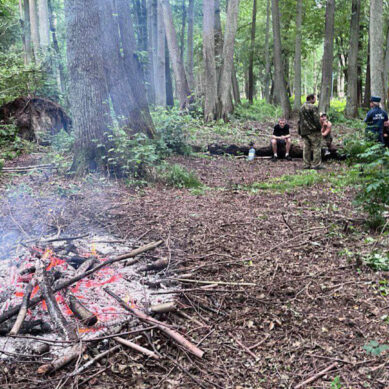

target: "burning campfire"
[0,236,204,375]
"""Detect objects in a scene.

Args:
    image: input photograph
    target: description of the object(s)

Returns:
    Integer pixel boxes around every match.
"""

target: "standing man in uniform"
[298,94,323,170]
[365,96,388,143]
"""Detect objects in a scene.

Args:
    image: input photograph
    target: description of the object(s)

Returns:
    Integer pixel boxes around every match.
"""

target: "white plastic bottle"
[247,147,256,161]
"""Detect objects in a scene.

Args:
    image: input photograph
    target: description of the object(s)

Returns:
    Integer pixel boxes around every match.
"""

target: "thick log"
[9,282,33,335]
[0,240,163,326]
[104,288,204,358]
[68,294,98,326]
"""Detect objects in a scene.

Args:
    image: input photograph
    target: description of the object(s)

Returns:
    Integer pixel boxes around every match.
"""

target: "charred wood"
[67,294,98,326]
[9,282,33,336]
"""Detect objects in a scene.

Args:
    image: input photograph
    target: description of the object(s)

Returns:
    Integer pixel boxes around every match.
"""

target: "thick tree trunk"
[180,0,186,61]
[146,0,156,104]
[155,0,166,106]
[216,0,239,121]
[319,0,335,114]
[99,0,154,138]
[264,0,271,103]
[160,0,192,109]
[369,0,385,101]
[186,0,194,90]
[29,0,40,59]
[293,0,303,111]
[384,26,389,106]
[165,40,174,106]
[271,0,291,118]
[203,0,218,121]
[22,0,33,64]
[232,62,241,104]
[115,0,155,133]
[345,0,361,118]
[214,0,223,72]
[248,0,257,104]
[65,0,113,172]
[37,0,50,51]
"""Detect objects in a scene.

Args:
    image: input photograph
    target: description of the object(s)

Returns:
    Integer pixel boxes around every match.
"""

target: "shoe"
[312,165,326,170]
[271,156,278,162]
[285,155,292,161]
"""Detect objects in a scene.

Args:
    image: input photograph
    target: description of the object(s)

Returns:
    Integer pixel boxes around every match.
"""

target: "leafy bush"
[157,163,203,189]
[364,252,389,271]
[234,99,282,121]
[0,123,25,160]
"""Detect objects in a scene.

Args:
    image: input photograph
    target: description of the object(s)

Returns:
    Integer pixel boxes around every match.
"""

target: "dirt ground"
[0,145,388,388]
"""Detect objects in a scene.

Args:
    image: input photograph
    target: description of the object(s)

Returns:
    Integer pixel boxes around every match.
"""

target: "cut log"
[9,282,33,335]
[150,302,177,313]
[0,96,71,142]
[67,294,98,326]
[104,288,204,358]
[0,240,163,326]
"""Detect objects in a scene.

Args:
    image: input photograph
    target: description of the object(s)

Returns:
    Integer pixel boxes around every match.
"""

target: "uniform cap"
[370,96,381,103]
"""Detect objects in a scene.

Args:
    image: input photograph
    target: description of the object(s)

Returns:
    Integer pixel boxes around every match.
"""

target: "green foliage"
[0,123,25,160]
[363,340,389,356]
[330,376,342,389]
[234,99,282,121]
[364,252,389,271]
[157,163,203,189]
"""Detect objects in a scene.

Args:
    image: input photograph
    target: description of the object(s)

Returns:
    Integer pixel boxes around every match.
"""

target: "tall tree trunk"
[115,0,155,132]
[271,0,291,118]
[248,0,257,104]
[369,0,385,101]
[22,0,33,64]
[186,0,194,90]
[37,0,50,52]
[165,39,174,106]
[384,25,389,106]
[146,0,156,104]
[214,0,223,74]
[65,0,112,172]
[364,38,371,106]
[203,0,218,121]
[29,0,40,59]
[345,0,361,118]
[232,62,241,104]
[160,0,192,109]
[99,0,154,137]
[319,0,335,114]
[293,0,303,111]
[155,0,166,105]
[216,0,239,120]
[264,0,271,103]
[48,0,65,93]
[180,0,186,61]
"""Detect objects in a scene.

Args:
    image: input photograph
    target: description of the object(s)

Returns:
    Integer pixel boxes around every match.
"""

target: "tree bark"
[214,0,223,75]
[160,0,192,109]
[115,0,155,132]
[165,40,174,106]
[146,0,156,103]
[22,0,33,64]
[216,0,240,121]
[293,0,303,111]
[248,0,257,104]
[384,25,389,106]
[232,62,241,104]
[186,0,194,90]
[271,0,291,118]
[369,0,385,101]
[29,0,40,59]
[264,0,271,103]
[364,37,371,106]
[37,0,50,52]
[203,0,218,121]
[345,0,361,118]
[180,0,186,61]
[319,0,335,114]
[66,0,113,172]
[155,0,166,106]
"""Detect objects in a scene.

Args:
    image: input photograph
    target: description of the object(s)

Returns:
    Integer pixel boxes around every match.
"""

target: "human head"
[370,96,381,108]
[320,112,327,123]
[278,118,286,128]
[307,94,316,104]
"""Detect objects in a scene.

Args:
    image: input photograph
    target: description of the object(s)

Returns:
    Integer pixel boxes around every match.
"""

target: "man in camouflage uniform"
[298,94,323,170]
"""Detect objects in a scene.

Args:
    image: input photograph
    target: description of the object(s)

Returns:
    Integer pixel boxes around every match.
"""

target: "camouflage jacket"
[298,102,321,136]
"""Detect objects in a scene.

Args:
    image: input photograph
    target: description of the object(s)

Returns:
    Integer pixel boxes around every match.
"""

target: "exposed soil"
[0,146,388,388]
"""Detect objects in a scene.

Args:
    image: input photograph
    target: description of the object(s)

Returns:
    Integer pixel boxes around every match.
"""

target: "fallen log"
[68,294,98,326]
[0,240,163,325]
[9,282,33,335]
[104,288,204,358]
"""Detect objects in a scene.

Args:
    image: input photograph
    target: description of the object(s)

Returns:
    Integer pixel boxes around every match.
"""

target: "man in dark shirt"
[271,118,292,161]
[365,96,388,143]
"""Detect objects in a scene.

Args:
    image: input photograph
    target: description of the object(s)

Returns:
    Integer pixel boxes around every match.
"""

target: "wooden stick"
[8,282,33,335]
[294,363,338,389]
[230,333,259,361]
[150,302,177,313]
[114,336,159,359]
[0,240,163,325]
[104,288,204,358]
[37,343,87,375]
[169,278,256,287]
[68,294,98,326]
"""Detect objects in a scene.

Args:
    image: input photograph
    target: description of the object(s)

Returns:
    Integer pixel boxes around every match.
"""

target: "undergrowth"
[157,163,203,189]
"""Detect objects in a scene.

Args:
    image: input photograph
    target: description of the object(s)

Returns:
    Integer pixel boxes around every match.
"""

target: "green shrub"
[364,252,389,271]
[234,99,282,121]
[0,122,25,160]
[158,163,203,189]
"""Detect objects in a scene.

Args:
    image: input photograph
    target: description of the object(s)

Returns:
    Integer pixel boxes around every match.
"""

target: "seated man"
[320,113,334,155]
[271,118,292,161]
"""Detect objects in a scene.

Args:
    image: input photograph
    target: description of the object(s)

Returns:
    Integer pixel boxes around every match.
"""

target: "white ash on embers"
[0,235,176,358]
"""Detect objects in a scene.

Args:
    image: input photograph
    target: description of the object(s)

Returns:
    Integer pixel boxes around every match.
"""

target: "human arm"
[321,121,332,136]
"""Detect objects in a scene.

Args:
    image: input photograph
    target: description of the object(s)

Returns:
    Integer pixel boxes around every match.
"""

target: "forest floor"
[0,120,388,389]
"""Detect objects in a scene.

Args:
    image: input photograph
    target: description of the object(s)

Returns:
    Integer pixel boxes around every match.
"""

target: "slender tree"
[65,0,112,172]
[203,0,218,121]
[186,0,194,89]
[364,38,371,106]
[293,0,303,111]
[180,0,186,61]
[264,0,271,103]
[384,25,389,106]
[146,0,156,103]
[271,0,291,118]
[21,0,33,64]
[248,0,257,104]
[345,0,361,118]
[160,0,192,109]
[370,0,385,103]
[29,0,40,58]
[165,40,174,106]
[37,0,50,51]
[319,0,335,114]
[155,0,166,106]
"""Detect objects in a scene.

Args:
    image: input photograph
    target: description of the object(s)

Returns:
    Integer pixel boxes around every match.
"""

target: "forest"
[0,0,389,388]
